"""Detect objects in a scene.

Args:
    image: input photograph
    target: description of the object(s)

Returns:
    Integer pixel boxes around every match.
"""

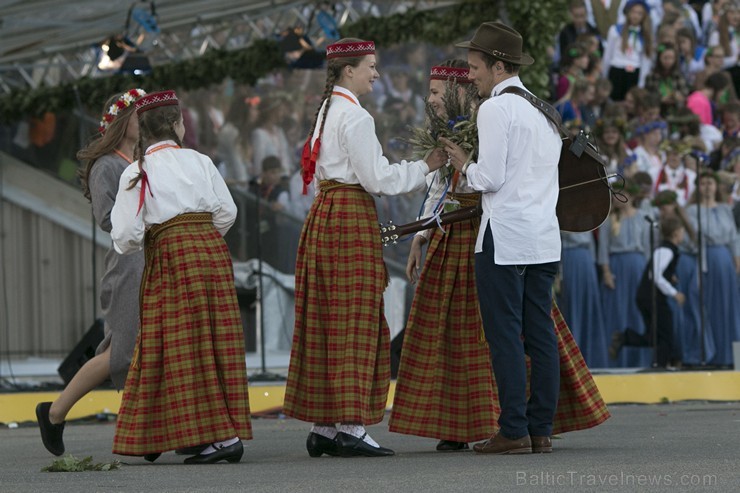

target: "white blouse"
[311,85,431,196]
[602,24,653,87]
[416,168,476,239]
[111,141,237,254]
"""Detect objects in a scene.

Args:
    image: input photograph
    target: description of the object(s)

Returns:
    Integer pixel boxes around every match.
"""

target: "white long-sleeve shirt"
[652,246,679,298]
[111,141,237,254]
[252,126,294,177]
[602,24,653,88]
[585,0,664,35]
[311,85,430,196]
[707,29,739,69]
[465,77,562,265]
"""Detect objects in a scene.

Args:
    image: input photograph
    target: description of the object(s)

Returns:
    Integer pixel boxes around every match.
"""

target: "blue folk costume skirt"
[601,251,652,368]
[703,245,740,365]
[676,254,716,365]
[558,247,608,367]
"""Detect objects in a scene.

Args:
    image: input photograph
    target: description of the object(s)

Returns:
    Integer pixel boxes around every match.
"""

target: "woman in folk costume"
[685,171,740,366]
[110,90,251,464]
[558,231,609,368]
[651,138,696,207]
[283,38,446,458]
[601,180,654,367]
[390,61,610,452]
[36,89,147,456]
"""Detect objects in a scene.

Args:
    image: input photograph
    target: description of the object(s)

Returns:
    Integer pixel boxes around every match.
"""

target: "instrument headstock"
[379,221,398,246]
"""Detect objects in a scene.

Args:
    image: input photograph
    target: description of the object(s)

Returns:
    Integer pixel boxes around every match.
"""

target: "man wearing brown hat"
[443,21,563,455]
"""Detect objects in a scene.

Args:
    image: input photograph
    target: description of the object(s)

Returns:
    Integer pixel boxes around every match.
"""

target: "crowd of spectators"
[550,0,740,370]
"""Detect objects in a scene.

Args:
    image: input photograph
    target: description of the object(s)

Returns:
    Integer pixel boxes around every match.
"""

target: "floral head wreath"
[593,116,628,137]
[652,190,678,207]
[698,169,720,182]
[720,147,740,170]
[99,88,147,134]
[659,138,691,156]
[633,119,667,138]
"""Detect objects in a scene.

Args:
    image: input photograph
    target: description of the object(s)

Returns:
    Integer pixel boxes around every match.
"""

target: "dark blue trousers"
[475,224,560,439]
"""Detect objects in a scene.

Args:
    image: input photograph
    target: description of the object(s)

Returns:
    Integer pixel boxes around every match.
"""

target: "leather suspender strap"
[498,86,568,137]
[499,85,602,161]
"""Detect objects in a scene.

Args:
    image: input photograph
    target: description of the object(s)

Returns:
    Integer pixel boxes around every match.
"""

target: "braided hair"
[126,104,183,190]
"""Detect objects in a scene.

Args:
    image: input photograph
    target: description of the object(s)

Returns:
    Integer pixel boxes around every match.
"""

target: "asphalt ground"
[0,402,738,493]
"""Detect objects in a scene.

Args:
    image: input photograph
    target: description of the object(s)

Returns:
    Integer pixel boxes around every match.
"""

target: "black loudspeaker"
[236,288,257,353]
[57,319,105,385]
[390,328,405,379]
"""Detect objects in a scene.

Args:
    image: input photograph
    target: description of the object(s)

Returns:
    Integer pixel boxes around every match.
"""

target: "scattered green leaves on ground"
[41,454,120,472]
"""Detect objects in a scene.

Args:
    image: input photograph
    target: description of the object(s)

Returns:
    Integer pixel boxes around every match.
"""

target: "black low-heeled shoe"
[436,440,469,452]
[144,453,161,462]
[36,402,65,456]
[183,441,243,464]
[306,432,339,457]
[175,444,208,455]
[336,432,394,457]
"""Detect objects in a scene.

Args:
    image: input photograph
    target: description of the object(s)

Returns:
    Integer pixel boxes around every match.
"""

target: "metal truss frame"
[0,0,453,95]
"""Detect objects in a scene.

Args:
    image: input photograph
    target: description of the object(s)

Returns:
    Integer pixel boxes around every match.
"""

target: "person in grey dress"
[35,89,147,456]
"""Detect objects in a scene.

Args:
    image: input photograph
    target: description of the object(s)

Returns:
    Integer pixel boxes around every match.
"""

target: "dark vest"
[637,240,680,303]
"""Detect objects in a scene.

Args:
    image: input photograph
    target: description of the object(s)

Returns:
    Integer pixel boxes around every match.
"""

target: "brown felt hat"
[455,22,534,66]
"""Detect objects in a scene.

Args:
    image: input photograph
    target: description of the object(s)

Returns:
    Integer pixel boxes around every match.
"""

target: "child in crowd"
[602,0,654,101]
[609,216,686,368]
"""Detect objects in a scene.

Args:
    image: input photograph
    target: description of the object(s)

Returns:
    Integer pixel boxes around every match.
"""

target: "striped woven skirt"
[113,213,252,456]
[283,181,390,425]
[389,195,610,441]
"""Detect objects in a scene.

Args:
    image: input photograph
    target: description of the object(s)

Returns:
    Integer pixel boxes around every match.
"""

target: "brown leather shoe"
[531,436,552,453]
[473,433,532,454]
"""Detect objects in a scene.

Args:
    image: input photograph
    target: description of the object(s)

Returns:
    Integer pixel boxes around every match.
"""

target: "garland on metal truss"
[0,0,568,123]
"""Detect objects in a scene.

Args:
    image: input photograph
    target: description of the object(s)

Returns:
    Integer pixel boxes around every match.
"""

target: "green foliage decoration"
[505,0,570,99]
[0,0,566,123]
[41,454,121,472]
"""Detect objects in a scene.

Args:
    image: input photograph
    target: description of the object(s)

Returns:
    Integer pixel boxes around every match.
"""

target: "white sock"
[199,436,239,455]
[311,424,337,439]
[338,424,379,448]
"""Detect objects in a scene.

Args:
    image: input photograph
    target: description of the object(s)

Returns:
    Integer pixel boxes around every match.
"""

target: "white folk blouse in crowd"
[310,85,431,196]
[465,76,562,265]
[111,140,237,254]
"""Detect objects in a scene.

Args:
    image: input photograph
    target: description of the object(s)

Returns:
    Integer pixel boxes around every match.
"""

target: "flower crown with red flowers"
[99,88,147,134]
[430,66,471,84]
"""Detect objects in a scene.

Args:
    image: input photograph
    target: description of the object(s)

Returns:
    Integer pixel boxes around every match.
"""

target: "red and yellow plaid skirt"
[390,194,610,442]
[113,213,252,456]
[283,182,390,425]
[389,194,497,442]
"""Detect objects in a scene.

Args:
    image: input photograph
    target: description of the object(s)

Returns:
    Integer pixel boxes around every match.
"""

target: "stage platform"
[1,359,739,425]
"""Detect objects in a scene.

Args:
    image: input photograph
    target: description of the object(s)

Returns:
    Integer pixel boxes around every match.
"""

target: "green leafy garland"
[0,0,567,123]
